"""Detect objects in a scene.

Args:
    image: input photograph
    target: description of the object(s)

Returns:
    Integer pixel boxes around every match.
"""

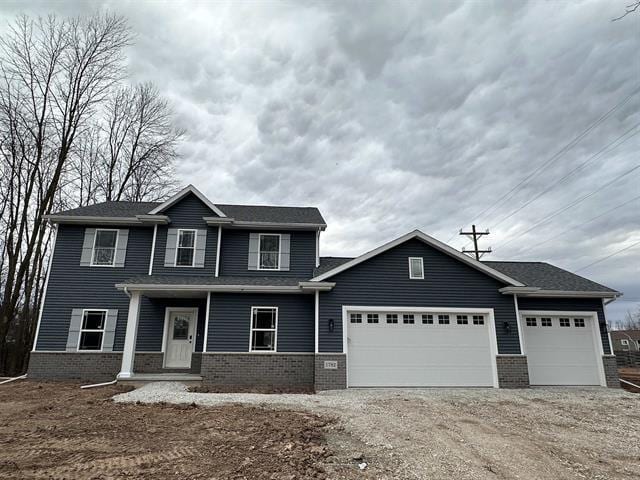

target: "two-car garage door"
[346,308,497,387]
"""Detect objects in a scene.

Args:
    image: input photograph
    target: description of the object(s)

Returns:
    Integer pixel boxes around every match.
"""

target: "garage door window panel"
[403,314,415,324]
[386,314,398,324]
[422,314,433,324]
[350,313,362,324]
[457,315,468,325]
[574,318,585,328]
[541,318,552,327]
[526,317,537,327]
[438,314,450,325]
[472,315,484,325]
[367,313,379,324]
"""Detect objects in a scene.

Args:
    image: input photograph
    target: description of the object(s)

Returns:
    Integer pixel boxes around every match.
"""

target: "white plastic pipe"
[620,378,640,390]
[80,379,117,389]
[0,374,27,385]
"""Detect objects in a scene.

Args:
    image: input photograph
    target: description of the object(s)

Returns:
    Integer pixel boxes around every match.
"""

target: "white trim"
[257,233,282,271]
[314,290,319,354]
[249,306,278,352]
[174,228,197,267]
[77,309,108,352]
[315,230,320,268]
[44,215,169,225]
[203,292,211,353]
[215,226,222,277]
[311,229,525,286]
[116,283,304,293]
[518,309,606,387]
[513,294,524,354]
[148,224,157,275]
[90,228,119,267]
[162,307,199,367]
[118,291,141,379]
[602,298,614,354]
[148,184,227,217]
[341,305,499,389]
[32,224,57,352]
[499,287,619,298]
[408,257,424,280]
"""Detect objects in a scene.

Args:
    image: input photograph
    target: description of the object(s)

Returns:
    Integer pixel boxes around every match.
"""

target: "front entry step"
[118,373,203,386]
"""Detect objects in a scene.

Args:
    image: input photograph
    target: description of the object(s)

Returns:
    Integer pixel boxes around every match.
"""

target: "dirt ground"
[0,381,363,479]
[2,381,639,480]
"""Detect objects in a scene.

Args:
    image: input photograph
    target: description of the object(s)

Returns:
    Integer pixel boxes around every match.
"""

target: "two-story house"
[29,185,621,390]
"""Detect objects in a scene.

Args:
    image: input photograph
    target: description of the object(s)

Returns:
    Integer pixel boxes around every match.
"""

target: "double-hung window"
[250,307,277,351]
[91,229,118,266]
[176,229,196,266]
[78,310,106,351]
[259,234,280,270]
[408,257,424,279]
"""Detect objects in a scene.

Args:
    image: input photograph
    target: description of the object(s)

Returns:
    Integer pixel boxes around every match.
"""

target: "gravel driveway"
[115,384,640,479]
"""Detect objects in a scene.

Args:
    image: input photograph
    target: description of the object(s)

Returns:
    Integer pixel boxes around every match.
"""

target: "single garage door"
[521,313,603,386]
[346,309,497,387]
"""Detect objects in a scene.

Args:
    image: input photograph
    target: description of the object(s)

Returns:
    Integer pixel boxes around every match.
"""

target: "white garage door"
[346,308,497,387]
[521,313,603,386]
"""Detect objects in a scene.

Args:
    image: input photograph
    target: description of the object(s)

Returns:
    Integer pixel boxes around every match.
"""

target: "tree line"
[0,13,183,375]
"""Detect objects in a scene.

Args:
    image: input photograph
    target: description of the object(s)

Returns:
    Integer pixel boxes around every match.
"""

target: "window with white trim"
[403,314,415,324]
[574,318,585,328]
[350,313,362,324]
[472,315,484,325]
[438,314,450,325]
[367,313,379,324]
[176,229,196,266]
[541,317,552,327]
[621,339,629,351]
[422,314,433,324]
[457,315,468,325]
[259,234,280,270]
[250,307,277,351]
[559,318,570,327]
[386,314,398,324]
[408,257,424,279]
[78,310,106,351]
[91,229,118,266]
[526,317,537,327]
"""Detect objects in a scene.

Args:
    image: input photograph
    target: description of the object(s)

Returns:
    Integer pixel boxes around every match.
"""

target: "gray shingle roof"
[52,201,326,225]
[121,275,307,287]
[54,201,160,217]
[484,261,617,293]
[314,257,354,276]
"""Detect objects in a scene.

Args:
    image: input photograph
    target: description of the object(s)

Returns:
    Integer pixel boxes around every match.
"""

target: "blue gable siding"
[219,229,316,277]
[151,192,218,276]
[517,297,611,354]
[36,224,152,351]
[208,293,314,352]
[137,297,207,352]
[318,238,520,354]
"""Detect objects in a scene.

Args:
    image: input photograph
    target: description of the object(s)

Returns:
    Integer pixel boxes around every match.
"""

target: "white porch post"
[118,290,141,379]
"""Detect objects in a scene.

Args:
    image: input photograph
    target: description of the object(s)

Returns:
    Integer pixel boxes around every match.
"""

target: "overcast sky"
[1,1,638,323]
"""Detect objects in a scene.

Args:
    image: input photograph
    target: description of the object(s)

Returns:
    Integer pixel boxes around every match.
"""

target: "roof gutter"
[115,283,311,294]
[203,217,327,231]
[44,214,170,226]
[499,286,621,299]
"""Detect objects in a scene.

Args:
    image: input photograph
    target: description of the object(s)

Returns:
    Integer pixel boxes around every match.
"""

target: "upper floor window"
[408,257,424,279]
[175,229,197,266]
[621,339,629,350]
[259,234,280,270]
[91,229,118,266]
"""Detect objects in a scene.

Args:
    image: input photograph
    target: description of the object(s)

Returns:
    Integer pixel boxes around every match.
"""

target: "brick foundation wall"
[496,355,530,388]
[28,352,122,382]
[200,353,315,388]
[133,353,202,374]
[602,355,620,388]
[314,354,347,390]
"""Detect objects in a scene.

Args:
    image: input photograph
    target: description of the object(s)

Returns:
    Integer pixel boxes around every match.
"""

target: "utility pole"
[460,225,491,261]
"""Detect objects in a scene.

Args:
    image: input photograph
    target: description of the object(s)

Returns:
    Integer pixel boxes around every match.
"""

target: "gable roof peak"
[148,184,227,217]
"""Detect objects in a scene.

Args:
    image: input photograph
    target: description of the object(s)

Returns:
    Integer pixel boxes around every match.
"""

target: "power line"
[526,193,640,253]
[446,86,640,243]
[575,239,640,272]
[495,163,640,251]
[487,124,639,231]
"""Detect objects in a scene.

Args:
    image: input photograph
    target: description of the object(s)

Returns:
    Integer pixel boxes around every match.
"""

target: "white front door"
[164,310,195,368]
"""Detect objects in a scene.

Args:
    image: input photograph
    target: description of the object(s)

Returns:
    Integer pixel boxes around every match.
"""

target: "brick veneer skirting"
[133,353,202,374]
[200,353,315,388]
[28,352,122,382]
[496,355,530,388]
[314,354,347,390]
[602,355,620,388]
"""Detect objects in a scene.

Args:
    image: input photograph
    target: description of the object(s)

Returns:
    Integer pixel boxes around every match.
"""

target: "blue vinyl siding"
[318,238,520,354]
[219,229,316,277]
[151,193,218,275]
[36,224,152,351]
[137,297,207,352]
[208,293,314,352]
[517,297,611,354]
